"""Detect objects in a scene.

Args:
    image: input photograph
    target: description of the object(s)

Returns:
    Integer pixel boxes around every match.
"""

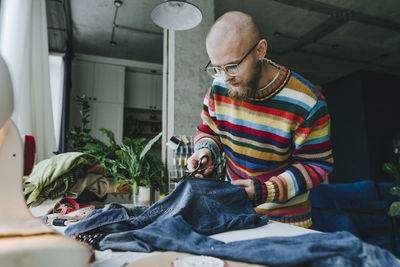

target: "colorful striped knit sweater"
[194,60,334,229]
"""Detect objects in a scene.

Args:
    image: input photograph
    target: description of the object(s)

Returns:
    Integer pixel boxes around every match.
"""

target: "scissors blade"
[174,155,210,181]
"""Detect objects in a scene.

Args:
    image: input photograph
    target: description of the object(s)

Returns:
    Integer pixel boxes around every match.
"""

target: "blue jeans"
[103,215,400,266]
[66,178,268,236]
[66,178,400,266]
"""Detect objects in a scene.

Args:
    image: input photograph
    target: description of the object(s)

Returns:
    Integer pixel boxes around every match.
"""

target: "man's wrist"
[250,178,262,207]
[194,141,218,165]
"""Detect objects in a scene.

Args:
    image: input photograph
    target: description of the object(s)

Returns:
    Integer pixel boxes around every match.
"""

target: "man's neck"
[257,59,279,89]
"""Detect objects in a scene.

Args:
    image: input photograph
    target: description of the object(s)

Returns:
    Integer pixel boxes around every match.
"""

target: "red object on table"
[24,135,35,175]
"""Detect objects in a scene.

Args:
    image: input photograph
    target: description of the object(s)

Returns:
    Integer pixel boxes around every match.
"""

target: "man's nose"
[221,71,234,82]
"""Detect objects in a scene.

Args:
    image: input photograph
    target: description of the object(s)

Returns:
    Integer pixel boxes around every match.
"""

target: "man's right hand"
[187,148,214,178]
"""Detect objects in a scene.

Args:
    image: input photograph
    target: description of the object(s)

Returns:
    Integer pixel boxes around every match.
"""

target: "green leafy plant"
[77,128,121,173]
[115,132,164,194]
[383,162,400,216]
[76,95,90,131]
[68,95,91,151]
[67,96,165,195]
[67,95,165,195]
[74,128,165,195]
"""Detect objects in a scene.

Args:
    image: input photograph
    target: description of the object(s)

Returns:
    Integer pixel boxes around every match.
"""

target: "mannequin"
[0,56,90,266]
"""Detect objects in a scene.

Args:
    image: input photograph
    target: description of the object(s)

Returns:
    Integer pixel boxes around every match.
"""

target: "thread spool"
[52,218,69,227]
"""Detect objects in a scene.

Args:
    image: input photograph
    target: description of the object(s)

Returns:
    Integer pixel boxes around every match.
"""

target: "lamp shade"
[151,0,202,31]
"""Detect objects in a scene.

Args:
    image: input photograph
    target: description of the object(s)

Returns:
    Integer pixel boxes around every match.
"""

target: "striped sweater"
[194,60,333,228]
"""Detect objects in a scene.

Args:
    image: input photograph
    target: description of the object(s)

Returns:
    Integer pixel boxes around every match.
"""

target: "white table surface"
[210,220,317,243]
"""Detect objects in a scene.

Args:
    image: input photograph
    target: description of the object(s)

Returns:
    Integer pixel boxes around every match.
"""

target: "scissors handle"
[171,155,211,182]
[197,155,210,169]
[187,154,210,177]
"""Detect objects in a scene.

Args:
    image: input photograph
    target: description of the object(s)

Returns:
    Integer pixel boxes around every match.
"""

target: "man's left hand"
[231,179,254,200]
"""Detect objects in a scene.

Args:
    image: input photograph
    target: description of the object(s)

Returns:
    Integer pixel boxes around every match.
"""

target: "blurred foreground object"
[0,55,91,266]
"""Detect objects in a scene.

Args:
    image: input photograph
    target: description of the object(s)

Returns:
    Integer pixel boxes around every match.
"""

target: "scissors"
[186,155,209,178]
[172,155,210,182]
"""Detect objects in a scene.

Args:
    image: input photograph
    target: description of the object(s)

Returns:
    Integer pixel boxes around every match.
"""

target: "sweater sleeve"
[194,87,223,164]
[254,100,334,205]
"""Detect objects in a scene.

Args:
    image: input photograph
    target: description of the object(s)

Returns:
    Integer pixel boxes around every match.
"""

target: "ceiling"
[47,0,164,63]
[47,0,400,85]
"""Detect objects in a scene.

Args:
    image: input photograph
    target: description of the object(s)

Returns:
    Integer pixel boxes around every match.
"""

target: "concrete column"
[173,0,215,136]
[162,0,215,167]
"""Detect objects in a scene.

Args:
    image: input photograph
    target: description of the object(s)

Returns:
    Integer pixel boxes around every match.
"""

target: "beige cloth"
[65,173,109,199]
[29,196,63,217]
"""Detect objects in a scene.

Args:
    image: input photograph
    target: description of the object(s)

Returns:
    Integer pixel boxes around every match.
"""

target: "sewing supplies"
[52,218,69,227]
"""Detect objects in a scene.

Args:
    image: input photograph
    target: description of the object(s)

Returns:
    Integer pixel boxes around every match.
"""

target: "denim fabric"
[66,178,400,266]
[66,178,269,236]
[311,181,400,257]
[103,215,400,266]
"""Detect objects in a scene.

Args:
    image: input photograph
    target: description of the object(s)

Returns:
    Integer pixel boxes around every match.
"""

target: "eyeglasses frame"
[203,40,261,77]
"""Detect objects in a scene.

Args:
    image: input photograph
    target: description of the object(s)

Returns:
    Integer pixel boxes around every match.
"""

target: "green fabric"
[24,152,97,205]
[40,164,87,200]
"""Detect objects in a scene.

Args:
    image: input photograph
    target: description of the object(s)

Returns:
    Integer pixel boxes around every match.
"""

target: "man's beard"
[227,60,262,103]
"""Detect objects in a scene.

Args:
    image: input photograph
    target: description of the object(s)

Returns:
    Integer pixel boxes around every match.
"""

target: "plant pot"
[150,188,160,204]
[133,186,151,206]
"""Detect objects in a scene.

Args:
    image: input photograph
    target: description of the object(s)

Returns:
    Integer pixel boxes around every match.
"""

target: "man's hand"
[231,179,255,200]
[187,148,214,178]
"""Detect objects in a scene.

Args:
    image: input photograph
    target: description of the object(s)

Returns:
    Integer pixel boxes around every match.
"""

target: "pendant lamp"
[151,0,202,31]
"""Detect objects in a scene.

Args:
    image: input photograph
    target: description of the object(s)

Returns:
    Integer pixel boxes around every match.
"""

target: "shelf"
[125,107,162,112]
[139,119,162,123]
[141,131,161,135]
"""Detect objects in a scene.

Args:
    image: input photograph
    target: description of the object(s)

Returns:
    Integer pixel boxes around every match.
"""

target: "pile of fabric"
[23,152,109,224]
[65,178,400,266]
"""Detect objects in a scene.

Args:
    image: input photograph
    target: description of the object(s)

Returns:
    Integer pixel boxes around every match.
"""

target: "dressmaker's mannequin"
[0,56,90,266]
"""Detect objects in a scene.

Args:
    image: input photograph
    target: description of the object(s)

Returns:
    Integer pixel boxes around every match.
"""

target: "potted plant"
[67,95,91,151]
[115,132,165,205]
[69,120,165,204]
[383,162,400,216]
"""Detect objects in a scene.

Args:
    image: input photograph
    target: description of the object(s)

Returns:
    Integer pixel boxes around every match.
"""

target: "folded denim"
[65,178,400,266]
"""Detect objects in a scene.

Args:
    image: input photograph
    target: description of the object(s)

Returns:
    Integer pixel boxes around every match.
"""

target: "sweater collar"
[249,59,291,101]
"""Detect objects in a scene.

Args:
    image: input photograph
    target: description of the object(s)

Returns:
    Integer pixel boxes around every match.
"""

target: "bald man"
[187,11,333,229]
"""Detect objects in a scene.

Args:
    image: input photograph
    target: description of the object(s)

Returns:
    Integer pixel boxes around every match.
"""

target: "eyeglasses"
[204,40,260,78]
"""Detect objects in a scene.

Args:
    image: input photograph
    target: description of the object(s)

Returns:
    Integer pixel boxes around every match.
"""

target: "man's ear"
[257,39,268,60]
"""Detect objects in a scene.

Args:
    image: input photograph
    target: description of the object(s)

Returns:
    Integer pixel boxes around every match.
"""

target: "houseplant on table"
[68,97,165,204]
[115,132,165,205]
[70,125,165,205]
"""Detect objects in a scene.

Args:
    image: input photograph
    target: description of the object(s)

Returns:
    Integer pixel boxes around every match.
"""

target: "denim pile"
[66,178,400,266]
